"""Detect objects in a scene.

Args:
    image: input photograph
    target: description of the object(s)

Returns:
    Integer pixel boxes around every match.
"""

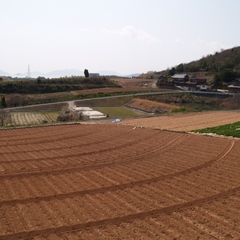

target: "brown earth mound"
[0,123,240,239]
[126,98,179,113]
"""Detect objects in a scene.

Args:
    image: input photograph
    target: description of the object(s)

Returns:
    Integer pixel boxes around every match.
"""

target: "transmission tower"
[28,64,31,78]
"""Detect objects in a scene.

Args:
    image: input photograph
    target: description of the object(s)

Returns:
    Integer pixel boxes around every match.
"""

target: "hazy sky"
[1,0,240,75]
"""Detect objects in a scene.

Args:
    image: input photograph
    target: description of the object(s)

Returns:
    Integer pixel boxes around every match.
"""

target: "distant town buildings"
[89,73,100,78]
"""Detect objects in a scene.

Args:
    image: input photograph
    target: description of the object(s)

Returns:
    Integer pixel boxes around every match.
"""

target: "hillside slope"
[183,46,240,75]
[144,46,240,85]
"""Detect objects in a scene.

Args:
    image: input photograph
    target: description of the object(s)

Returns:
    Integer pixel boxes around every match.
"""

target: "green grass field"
[94,106,148,119]
[193,121,240,138]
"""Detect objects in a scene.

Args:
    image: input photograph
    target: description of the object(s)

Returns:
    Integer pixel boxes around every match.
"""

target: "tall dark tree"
[168,67,176,76]
[219,69,236,82]
[1,96,6,108]
[176,63,184,73]
[84,69,89,78]
[213,75,222,88]
[0,109,10,126]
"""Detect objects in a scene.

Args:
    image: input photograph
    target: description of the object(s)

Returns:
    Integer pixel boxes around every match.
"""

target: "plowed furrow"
[1,139,235,206]
[2,186,240,240]
[0,125,134,155]
[0,125,79,143]
[0,127,158,158]
[0,132,188,178]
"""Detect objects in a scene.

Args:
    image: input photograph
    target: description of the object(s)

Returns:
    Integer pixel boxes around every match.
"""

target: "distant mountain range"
[0,69,8,76]
[0,69,140,78]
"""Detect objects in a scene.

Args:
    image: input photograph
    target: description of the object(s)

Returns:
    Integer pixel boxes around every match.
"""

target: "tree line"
[0,76,120,94]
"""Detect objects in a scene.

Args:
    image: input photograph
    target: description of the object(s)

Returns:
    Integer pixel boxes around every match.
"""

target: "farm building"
[228,79,240,93]
[171,73,189,84]
[73,107,106,119]
[228,85,240,93]
[171,74,210,91]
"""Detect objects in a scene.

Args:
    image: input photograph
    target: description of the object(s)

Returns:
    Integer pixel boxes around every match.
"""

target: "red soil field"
[126,98,179,113]
[0,123,240,239]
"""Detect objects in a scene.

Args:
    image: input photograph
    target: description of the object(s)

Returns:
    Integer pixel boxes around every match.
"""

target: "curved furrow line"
[0,125,112,149]
[0,130,95,148]
[0,129,178,164]
[2,185,240,240]
[0,129,159,167]
[0,132,188,179]
[0,124,133,147]
[176,138,235,170]
[1,138,234,205]
[0,125,77,142]
[0,127,137,161]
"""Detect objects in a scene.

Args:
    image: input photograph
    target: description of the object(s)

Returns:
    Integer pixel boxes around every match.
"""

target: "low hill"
[184,46,240,74]
[142,46,240,86]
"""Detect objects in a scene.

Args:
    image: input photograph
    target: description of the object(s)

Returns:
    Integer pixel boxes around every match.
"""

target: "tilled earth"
[0,122,240,239]
[120,110,240,132]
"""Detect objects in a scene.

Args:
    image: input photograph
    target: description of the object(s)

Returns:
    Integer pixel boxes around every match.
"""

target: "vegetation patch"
[77,89,161,100]
[171,107,193,113]
[192,121,240,138]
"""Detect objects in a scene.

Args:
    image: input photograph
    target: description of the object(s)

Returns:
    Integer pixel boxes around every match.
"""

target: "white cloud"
[102,26,160,43]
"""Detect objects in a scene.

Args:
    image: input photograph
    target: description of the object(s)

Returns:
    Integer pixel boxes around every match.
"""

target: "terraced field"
[0,123,240,239]
[10,112,59,126]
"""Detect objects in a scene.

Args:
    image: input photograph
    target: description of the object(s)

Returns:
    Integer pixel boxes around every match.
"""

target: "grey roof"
[172,74,188,79]
[228,85,240,88]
